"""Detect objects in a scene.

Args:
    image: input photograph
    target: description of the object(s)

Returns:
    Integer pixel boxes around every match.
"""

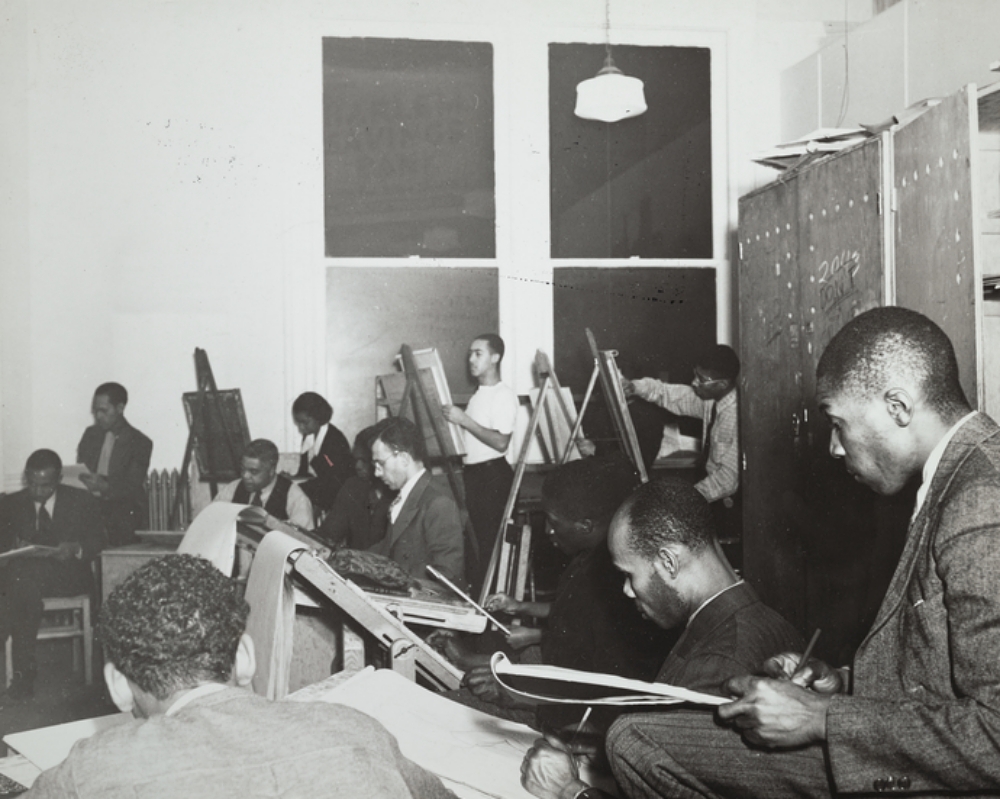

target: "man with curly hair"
[24,554,455,799]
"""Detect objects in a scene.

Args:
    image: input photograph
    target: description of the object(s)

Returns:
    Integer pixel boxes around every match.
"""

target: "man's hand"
[484,592,521,614]
[52,542,82,561]
[620,378,636,398]
[462,665,505,704]
[521,735,589,799]
[717,675,832,748]
[441,404,471,428]
[505,625,543,650]
[761,652,846,693]
[79,472,110,497]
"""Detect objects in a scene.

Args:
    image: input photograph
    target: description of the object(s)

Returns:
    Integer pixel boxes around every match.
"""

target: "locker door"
[893,86,981,408]
[737,179,806,631]
[794,137,895,661]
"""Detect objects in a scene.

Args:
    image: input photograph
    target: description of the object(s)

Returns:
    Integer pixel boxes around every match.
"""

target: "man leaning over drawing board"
[520,476,801,799]
[601,308,1000,799]
[23,554,456,799]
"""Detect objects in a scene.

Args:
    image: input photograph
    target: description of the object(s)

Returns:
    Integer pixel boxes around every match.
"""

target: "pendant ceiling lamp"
[574,0,647,123]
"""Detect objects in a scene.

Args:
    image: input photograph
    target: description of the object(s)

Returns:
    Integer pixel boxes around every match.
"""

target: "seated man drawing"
[368,417,466,587]
[23,554,456,798]
[442,456,675,733]
[521,476,802,799]
[0,449,105,699]
[592,307,1000,799]
[213,438,314,531]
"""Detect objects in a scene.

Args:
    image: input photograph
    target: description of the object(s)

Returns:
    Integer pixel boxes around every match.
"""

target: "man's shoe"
[5,671,35,700]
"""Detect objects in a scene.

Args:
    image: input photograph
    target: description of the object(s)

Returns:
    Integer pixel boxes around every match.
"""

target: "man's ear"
[652,545,680,581]
[884,388,914,428]
[233,632,256,687]
[104,662,135,714]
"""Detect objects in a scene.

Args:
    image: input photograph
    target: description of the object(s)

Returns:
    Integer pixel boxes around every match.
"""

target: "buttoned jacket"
[827,412,1000,795]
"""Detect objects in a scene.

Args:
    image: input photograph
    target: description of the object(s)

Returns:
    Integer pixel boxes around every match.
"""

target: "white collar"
[164,682,229,717]
[912,411,977,521]
[393,468,426,516]
[687,579,743,628]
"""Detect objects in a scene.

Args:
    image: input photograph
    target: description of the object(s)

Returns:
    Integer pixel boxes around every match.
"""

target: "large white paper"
[3,713,131,773]
[176,501,245,574]
[302,668,539,799]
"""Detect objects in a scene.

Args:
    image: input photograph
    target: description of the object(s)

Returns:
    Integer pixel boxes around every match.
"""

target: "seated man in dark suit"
[368,417,465,587]
[23,554,456,798]
[521,476,802,799]
[291,391,354,514]
[0,449,105,699]
[213,439,314,531]
[77,381,153,546]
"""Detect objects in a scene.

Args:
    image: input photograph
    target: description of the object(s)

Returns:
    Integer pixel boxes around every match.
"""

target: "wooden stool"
[4,594,93,686]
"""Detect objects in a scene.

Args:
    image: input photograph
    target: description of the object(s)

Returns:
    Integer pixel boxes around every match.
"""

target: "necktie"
[701,403,718,469]
[36,504,52,542]
[96,430,115,476]
[251,491,263,508]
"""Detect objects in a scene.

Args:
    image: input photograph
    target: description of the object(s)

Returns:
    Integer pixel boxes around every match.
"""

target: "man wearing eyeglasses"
[368,417,466,587]
[622,345,741,539]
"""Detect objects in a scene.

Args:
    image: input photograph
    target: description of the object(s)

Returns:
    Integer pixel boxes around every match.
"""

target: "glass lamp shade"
[574,63,647,123]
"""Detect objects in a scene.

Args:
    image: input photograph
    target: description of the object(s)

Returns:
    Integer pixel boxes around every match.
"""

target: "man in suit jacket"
[0,449,105,699]
[594,307,1000,799]
[77,382,152,546]
[367,417,465,587]
[520,476,800,799]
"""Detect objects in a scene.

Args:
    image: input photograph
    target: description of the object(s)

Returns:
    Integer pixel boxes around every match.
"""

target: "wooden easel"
[477,350,590,603]
[586,328,649,483]
[170,349,247,528]
[376,344,479,566]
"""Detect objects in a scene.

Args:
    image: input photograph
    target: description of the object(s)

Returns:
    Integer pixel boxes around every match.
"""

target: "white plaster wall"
[0,0,855,487]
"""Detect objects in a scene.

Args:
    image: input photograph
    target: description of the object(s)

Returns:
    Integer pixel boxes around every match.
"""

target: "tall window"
[322,38,495,258]
[549,43,712,259]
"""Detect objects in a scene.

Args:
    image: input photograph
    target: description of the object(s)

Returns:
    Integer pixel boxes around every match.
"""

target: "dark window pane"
[323,38,495,258]
[553,266,716,391]
[550,44,712,259]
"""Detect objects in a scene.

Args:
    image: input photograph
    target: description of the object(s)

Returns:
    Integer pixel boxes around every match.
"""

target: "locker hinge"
[738,241,743,261]
[877,191,883,216]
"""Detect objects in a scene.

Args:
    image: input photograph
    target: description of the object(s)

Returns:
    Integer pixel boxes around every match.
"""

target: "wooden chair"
[4,594,93,686]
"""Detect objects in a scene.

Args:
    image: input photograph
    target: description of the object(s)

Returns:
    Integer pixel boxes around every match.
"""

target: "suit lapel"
[861,414,992,645]
[389,472,430,548]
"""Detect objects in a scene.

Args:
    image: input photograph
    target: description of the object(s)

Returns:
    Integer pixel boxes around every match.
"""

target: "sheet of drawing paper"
[244,530,308,700]
[3,713,131,773]
[176,501,245,574]
[305,668,538,799]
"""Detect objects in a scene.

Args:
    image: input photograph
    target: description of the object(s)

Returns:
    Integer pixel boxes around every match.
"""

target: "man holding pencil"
[601,308,1000,799]
[521,476,800,799]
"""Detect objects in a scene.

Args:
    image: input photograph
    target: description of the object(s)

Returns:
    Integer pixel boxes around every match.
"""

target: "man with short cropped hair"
[77,382,152,546]
[0,449,105,699]
[214,438,314,531]
[622,345,741,540]
[521,476,801,799]
[443,333,519,594]
[23,554,456,798]
[598,307,1000,799]
[369,416,465,587]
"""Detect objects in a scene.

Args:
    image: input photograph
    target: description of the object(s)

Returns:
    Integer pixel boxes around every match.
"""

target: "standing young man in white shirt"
[443,334,519,595]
